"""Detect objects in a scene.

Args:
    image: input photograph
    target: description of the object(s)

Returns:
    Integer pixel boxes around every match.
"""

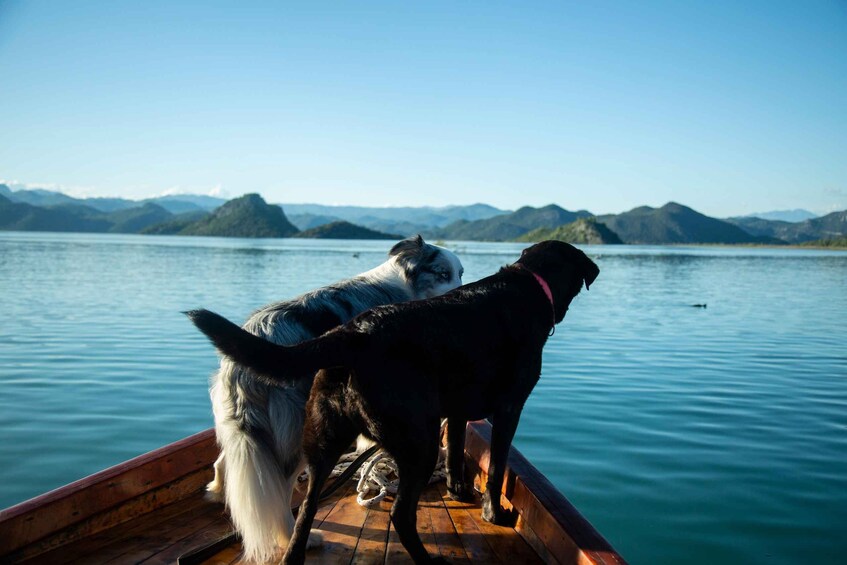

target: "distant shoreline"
[687,242,847,251]
[2,229,846,251]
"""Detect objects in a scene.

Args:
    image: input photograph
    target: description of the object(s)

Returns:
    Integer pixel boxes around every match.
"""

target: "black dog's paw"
[481,503,500,524]
[446,481,474,502]
[430,557,451,564]
[481,505,517,527]
[480,496,498,523]
[481,494,517,527]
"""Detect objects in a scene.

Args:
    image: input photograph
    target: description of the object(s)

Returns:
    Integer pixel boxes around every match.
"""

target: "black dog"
[188,240,598,564]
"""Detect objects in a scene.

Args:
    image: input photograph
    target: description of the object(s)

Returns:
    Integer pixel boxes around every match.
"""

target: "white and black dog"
[205,235,463,563]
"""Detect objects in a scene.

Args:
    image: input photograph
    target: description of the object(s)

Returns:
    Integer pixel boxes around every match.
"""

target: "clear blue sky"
[1,0,845,216]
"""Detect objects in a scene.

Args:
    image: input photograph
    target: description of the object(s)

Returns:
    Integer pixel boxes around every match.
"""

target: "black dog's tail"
[186,309,352,385]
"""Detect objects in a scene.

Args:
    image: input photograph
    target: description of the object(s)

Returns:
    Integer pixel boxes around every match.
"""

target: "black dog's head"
[516,240,599,323]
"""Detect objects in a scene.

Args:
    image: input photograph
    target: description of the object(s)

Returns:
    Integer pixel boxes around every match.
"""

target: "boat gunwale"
[464,420,626,565]
[0,428,217,559]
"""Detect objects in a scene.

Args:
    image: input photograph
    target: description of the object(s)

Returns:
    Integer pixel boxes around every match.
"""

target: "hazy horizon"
[1,1,845,217]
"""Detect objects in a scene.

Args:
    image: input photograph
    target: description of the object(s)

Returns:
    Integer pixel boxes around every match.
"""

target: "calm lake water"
[1,232,845,564]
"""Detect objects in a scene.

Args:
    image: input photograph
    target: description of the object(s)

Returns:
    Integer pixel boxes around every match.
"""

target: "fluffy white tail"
[220,428,296,563]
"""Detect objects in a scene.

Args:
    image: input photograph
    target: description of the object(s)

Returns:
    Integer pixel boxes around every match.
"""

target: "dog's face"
[517,240,599,323]
[390,235,464,299]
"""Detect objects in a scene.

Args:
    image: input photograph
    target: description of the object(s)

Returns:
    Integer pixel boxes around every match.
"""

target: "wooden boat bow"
[0,422,626,564]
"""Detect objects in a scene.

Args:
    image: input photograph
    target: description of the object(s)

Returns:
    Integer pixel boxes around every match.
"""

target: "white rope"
[355,450,394,507]
[300,423,449,508]
[352,442,448,508]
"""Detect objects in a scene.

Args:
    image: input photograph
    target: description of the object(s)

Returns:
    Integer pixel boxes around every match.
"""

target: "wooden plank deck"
[218,481,540,565]
[20,478,539,564]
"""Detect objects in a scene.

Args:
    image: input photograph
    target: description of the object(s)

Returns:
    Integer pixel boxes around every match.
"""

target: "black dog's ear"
[389,234,425,257]
[583,258,600,290]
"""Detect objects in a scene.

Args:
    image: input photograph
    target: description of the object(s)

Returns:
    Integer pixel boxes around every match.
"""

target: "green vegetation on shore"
[517,217,622,244]
[799,237,847,249]
[294,221,403,240]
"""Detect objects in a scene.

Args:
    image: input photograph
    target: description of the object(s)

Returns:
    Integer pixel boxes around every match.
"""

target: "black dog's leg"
[445,416,472,502]
[282,426,356,565]
[481,406,521,526]
[389,428,445,564]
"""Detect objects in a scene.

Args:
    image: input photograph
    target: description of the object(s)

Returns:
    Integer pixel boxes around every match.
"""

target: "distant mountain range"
[283,202,505,225]
[1,184,845,245]
[432,204,593,241]
[596,202,774,244]
[741,209,817,222]
[0,193,174,233]
[725,212,847,244]
[0,184,224,214]
[284,202,507,236]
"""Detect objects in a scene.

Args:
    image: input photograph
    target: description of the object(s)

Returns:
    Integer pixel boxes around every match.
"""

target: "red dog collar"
[529,270,554,309]
[517,264,556,335]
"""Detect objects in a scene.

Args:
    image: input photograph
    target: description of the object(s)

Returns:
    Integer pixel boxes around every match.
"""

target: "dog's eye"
[438,272,451,282]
